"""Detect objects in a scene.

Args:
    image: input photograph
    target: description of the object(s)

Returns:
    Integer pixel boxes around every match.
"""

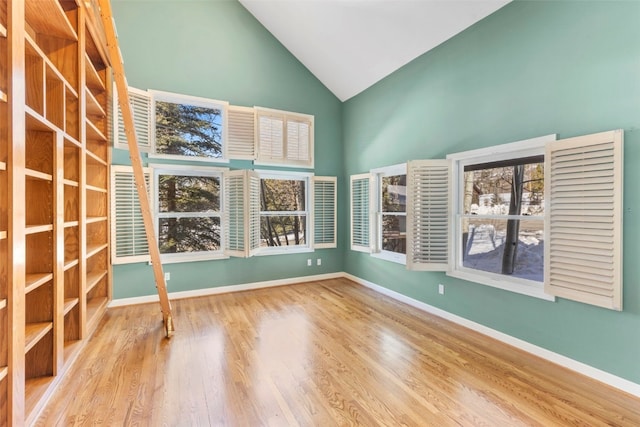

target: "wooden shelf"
[84,53,105,92]
[25,322,53,353]
[86,216,107,224]
[64,220,79,228]
[86,184,107,193]
[0,230,6,240]
[86,119,106,142]
[25,0,77,41]
[86,243,108,258]
[86,297,108,330]
[86,150,107,166]
[64,298,79,315]
[25,224,54,235]
[0,161,6,170]
[0,22,7,38]
[25,273,54,294]
[86,88,106,118]
[0,366,7,382]
[0,298,6,310]
[26,168,53,181]
[64,258,79,271]
[25,376,55,425]
[24,34,79,99]
[64,179,79,187]
[86,270,108,294]
[0,89,7,103]
[26,107,58,132]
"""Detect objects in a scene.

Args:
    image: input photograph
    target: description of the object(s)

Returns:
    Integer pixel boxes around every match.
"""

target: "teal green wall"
[343,1,640,383]
[110,0,344,298]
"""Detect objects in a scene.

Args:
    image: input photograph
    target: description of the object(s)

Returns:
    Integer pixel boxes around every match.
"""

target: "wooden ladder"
[97,0,174,337]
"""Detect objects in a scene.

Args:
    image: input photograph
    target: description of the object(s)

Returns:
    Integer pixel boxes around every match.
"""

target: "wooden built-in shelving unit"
[1,0,113,424]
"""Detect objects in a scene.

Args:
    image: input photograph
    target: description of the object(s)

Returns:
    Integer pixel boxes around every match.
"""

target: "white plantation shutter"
[257,114,284,160]
[545,130,623,310]
[111,166,151,264]
[313,176,337,248]
[287,119,311,163]
[223,170,261,257]
[406,160,452,271]
[227,105,256,160]
[350,173,372,252]
[114,85,151,151]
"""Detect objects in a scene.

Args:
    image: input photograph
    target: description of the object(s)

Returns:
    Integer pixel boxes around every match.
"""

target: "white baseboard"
[110,270,640,398]
[343,273,640,398]
[108,272,343,308]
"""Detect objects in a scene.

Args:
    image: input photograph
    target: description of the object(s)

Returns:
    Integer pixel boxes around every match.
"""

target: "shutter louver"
[313,177,337,248]
[258,115,284,161]
[247,171,261,255]
[287,120,310,162]
[114,85,151,151]
[406,160,452,271]
[227,105,256,160]
[350,174,371,252]
[224,170,247,257]
[545,130,623,310]
[112,166,151,263]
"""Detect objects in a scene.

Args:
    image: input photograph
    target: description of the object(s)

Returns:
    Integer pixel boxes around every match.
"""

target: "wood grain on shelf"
[24,34,79,99]
[0,298,6,310]
[25,322,53,353]
[64,259,79,271]
[86,243,108,259]
[86,216,107,224]
[25,224,54,235]
[64,220,79,228]
[86,184,107,193]
[85,88,106,117]
[63,178,79,187]
[0,230,6,240]
[85,119,106,142]
[63,298,79,315]
[25,168,53,181]
[86,270,107,294]
[85,53,105,91]
[85,149,107,166]
[0,89,7,102]
[25,376,56,427]
[25,0,77,41]
[25,273,54,294]
[0,22,7,38]
[26,106,58,132]
[0,366,7,382]
[85,297,108,331]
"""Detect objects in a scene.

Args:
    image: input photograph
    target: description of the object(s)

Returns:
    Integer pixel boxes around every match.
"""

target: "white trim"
[344,273,640,398]
[109,272,343,307]
[446,134,556,162]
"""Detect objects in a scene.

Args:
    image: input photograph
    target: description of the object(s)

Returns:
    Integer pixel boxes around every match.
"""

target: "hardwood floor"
[35,278,640,426]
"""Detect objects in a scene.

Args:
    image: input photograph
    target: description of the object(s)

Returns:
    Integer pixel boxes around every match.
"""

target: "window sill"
[148,153,230,164]
[255,246,314,256]
[158,253,229,264]
[447,269,555,301]
[371,251,406,265]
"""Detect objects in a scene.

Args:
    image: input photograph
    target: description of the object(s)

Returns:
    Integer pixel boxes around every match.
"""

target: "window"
[448,135,554,299]
[372,163,407,264]
[258,171,311,253]
[255,107,314,168]
[151,90,228,161]
[152,165,225,262]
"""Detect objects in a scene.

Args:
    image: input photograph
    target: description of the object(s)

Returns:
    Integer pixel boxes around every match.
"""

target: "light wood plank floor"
[36,278,640,426]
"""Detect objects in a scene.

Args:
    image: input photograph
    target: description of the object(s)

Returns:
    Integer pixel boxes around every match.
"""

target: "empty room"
[1,0,639,425]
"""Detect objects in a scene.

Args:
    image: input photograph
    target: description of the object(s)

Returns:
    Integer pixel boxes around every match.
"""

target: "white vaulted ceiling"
[239,0,511,101]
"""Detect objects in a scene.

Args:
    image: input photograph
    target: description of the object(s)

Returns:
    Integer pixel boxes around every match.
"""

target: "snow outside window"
[447,135,556,301]
[371,163,407,265]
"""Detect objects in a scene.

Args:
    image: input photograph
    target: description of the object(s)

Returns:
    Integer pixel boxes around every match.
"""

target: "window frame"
[255,169,313,255]
[151,163,228,264]
[148,89,230,163]
[371,163,407,265]
[446,134,556,301]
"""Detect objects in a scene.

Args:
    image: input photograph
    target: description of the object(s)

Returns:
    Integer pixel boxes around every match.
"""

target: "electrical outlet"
[307,259,312,266]
[317,258,322,266]
[438,284,444,295]
[165,272,171,281]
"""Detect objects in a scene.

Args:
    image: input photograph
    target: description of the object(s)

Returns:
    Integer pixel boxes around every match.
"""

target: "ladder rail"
[97,0,174,337]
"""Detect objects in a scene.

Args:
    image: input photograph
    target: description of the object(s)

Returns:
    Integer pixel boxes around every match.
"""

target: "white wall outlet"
[317,258,322,266]
[307,259,312,266]
[438,284,445,295]
[165,272,171,281]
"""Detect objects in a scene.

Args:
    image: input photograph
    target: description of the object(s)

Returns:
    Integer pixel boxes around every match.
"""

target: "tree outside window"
[260,178,308,248]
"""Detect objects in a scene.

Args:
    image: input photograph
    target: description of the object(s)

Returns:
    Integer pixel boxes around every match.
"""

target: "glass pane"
[462,218,543,282]
[155,100,223,158]
[260,215,306,247]
[159,217,221,253]
[382,174,406,213]
[382,214,406,254]
[261,179,306,211]
[158,174,220,213]
[464,162,544,216]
